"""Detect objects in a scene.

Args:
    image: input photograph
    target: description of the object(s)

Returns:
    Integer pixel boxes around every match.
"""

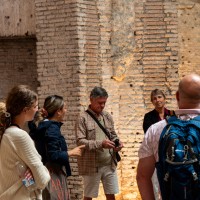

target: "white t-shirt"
[138,109,200,162]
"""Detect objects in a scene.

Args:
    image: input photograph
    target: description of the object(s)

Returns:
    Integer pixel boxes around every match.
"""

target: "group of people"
[137,73,200,200]
[0,73,200,200]
[0,85,123,200]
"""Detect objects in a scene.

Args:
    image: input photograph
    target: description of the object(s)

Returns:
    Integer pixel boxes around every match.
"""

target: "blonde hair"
[34,95,64,126]
[150,89,166,102]
[0,102,6,113]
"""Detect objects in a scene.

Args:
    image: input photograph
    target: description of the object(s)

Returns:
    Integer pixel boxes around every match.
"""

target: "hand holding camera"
[114,138,124,151]
[114,139,120,147]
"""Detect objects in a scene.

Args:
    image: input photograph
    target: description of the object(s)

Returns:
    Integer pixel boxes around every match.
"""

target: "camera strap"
[85,110,118,165]
[85,110,111,140]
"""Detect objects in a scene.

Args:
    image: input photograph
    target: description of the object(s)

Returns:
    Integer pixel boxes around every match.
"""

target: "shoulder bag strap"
[85,110,118,165]
[86,110,111,140]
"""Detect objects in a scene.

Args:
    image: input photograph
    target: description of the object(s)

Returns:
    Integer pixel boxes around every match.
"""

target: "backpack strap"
[160,115,178,139]
[166,115,177,123]
[165,110,175,122]
[158,123,173,163]
[166,115,200,159]
[158,115,200,160]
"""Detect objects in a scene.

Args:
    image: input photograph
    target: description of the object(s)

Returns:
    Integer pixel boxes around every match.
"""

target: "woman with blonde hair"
[0,102,5,112]
[143,89,172,133]
[0,85,50,200]
[29,95,85,200]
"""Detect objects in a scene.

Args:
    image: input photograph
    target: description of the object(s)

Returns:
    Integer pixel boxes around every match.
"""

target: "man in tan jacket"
[75,86,123,200]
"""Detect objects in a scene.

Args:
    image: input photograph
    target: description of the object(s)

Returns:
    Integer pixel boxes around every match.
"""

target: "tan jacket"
[75,108,119,175]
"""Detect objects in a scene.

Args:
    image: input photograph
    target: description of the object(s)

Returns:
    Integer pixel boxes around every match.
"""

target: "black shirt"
[143,108,170,134]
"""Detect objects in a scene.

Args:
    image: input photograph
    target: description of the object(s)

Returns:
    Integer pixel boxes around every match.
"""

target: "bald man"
[136,74,200,200]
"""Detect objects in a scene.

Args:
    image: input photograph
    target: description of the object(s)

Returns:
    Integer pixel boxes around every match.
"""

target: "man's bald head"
[177,74,200,109]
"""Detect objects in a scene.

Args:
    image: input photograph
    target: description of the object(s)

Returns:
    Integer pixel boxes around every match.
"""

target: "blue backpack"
[156,115,200,200]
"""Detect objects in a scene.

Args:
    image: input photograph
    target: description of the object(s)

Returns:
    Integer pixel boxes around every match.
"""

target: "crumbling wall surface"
[35,0,82,199]
[111,0,141,199]
[0,0,37,101]
[0,0,35,37]
[111,0,180,199]
[0,38,38,100]
[35,0,104,199]
[134,0,179,111]
[178,0,200,77]
[74,0,115,199]
[75,0,102,110]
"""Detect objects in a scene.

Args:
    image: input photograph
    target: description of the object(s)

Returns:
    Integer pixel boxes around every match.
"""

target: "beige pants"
[83,165,119,198]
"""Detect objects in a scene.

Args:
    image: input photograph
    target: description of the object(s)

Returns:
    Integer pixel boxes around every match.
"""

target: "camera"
[114,139,120,147]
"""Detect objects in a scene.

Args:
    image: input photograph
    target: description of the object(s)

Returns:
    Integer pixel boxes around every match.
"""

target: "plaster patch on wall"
[111,65,126,82]
[178,3,195,10]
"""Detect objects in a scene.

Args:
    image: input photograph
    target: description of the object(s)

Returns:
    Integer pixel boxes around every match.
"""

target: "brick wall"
[111,1,142,199]
[0,38,38,100]
[178,0,200,77]
[35,0,83,199]
[0,0,200,199]
[132,1,179,198]
[76,0,102,110]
